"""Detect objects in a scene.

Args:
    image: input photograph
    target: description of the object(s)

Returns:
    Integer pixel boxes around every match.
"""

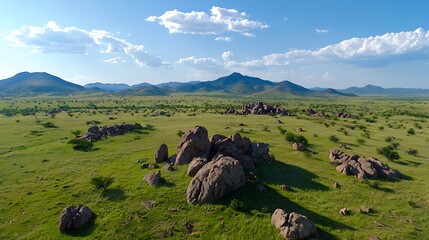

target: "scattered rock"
[144,171,161,186]
[332,182,340,189]
[162,163,174,171]
[225,107,240,114]
[374,221,387,227]
[359,205,372,214]
[154,143,168,163]
[142,200,157,210]
[78,122,141,142]
[296,127,303,132]
[186,156,245,205]
[340,208,350,216]
[339,143,350,149]
[255,184,267,192]
[280,184,292,191]
[292,142,305,151]
[187,157,208,177]
[175,126,210,165]
[167,207,177,212]
[184,221,194,234]
[273,119,283,124]
[337,112,357,119]
[246,171,258,182]
[140,163,159,169]
[329,149,402,179]
[271,208,317,240]
[59,205,93,233]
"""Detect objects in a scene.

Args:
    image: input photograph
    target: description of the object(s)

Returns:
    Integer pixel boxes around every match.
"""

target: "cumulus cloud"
[315,29,329,33]
[221,51,234,61]
[177,56,223,70]
[6,21,169,67]
[147,6,267,35]
[257,28,429,67]
[242,32,255,38]
[215,36,232,42]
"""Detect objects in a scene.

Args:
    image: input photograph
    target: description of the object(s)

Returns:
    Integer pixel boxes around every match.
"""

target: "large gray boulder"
[144,171,161,186]
[186,156,246,204]
[175,126,210,165]
[187,157,208,177]
[271,208,317,240]
[59,205,93,233]
[154,143,168,163]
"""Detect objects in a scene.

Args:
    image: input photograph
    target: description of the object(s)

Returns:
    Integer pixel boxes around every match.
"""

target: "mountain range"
[1,71,428,97]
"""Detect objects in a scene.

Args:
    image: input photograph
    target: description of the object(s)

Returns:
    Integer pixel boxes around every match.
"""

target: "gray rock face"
[144,171,161,186]
[187,157,208,177]
[154,143,168,163]
[329,149,402,179]
[175,126,210,165]
[59,205,93,233]
[186,156,246,205]
[271,208,317,240]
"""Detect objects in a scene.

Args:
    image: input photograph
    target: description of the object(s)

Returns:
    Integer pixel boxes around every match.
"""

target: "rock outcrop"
[186,156,246,205]
[154,143,168,163]
[271,208,317,240]
[144,171,161,186]
[225,102,290,116]
[59,205,93,233]
[329,149,402,179]
[78,122,142,142]
[175,126,211,165]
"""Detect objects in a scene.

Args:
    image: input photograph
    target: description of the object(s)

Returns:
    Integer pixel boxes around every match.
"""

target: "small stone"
[142,200,157,210]
[332,182,340,189]
[340,208,350,216]
[167,207,177,212]
[280,184,292,191]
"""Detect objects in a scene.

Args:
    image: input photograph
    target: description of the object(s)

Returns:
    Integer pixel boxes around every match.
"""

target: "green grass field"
[0,95,428,239]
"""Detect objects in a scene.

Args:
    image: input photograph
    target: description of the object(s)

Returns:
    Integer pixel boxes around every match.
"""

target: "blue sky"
[1,0,429,88]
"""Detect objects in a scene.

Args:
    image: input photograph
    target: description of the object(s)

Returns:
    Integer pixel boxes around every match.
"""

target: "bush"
[406,148,418,156]
[68,139,93,152]
[357,138,366,145]
[91,176,114,191]
[329,135,339,143]
[278,126,287,135]
[229,199,247,211]
[41,121,57,128]
[377,146,400,161]
[407,128,415,135]
[177,130,185,137]
[285,132,308,145]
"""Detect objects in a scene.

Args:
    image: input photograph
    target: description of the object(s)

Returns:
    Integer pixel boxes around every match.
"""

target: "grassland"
[0,95,428,239]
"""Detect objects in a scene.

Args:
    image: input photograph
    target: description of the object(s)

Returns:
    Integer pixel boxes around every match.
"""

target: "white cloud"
[242,32,255,38]
[215,36,232,42]
[177,56,222,70]
[6,21,169,67]
[103,56,125,64]
[315,29,329,33]
[221,51,234,61]
[259,28,429,67]
[147,6,267,35]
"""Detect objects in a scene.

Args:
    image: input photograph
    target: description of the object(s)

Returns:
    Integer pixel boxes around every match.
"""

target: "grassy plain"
[0,95,428,239]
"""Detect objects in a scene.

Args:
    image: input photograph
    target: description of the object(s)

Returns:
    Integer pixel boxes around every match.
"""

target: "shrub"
[407,128,415,135]
[406,148,418,156]
[285,132,308,145]
[71,130,81,137]
[229,199,247,211]
[329,135,339,143]
[91,176,114,191]
[357,138,366,145]
[177,130,185,137]
[385,136,394,142]
[278,126,287,135]
[41,121,57,128]
[68,139,93,152]
[377,146,400,161]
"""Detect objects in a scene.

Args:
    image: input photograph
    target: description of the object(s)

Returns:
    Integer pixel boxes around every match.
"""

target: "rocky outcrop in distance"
[225,102,290,116]
[78,122,143,142]
[329,149,402,179]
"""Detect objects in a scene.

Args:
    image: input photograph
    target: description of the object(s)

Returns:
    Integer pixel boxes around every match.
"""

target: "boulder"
[292,142,305,151]
[175,126,210,165]
[59,205,93,233]
[255,184,267,192]
[154,143,168,163]
[280,184,292,191]
[186,156,246,205]
[187,157,208,177]
[251,142,273,163]
[271,209,317,240]
[144,171,161,186]
[296,128,303,132]
[162,163,174,171]
[340,208,350,216]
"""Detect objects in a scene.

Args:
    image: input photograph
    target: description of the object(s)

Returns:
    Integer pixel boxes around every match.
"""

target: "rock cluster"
[59,205,93,233]
[171,126,275,205]
[336,112,356,119]
[78,122,143,142]
[329,149,402,179]
[302,109,327,118]
[271,208,317,240]
[225,102,290,116]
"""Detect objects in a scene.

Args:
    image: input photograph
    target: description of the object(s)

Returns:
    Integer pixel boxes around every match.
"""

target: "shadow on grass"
[159,179,175,188]
[218,160,353,239]
[395,160,422,167]
[66,213,97,236]
[102,187,126,201]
